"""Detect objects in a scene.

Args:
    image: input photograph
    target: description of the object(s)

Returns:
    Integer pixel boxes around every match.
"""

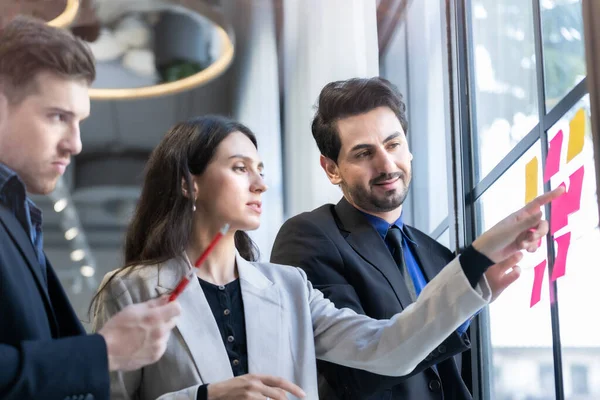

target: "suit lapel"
[0,205,58,335]
[404,226,450,282]
[155,257,233,383]
[334,198,414,309]
[236,254,282,376]
[46,262,84,337]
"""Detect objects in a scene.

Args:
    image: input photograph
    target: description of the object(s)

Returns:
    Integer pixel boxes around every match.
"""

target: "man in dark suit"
[0,17,181,400]
[271,78,521,399]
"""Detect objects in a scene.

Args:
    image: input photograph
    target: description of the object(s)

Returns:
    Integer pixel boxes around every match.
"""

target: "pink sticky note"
[550,183,568,235]
[564,166,585,215]
[544,130,563,182]
[551,232,572,281]
[550,166,585,235]
[530,260,547,308]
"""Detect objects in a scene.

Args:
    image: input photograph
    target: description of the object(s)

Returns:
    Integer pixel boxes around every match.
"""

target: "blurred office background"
[5,1,599,399]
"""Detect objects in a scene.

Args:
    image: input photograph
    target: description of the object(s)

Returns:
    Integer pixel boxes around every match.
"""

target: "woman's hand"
[207,374,306,399]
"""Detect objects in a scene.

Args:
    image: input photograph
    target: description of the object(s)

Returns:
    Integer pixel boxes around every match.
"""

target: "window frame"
[445,0,590,399]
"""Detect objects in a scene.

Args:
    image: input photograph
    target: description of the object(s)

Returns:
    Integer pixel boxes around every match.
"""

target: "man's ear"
[320,155,342,185]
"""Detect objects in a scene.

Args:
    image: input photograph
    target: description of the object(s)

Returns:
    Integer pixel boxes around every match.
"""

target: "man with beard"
[271,77,519,400]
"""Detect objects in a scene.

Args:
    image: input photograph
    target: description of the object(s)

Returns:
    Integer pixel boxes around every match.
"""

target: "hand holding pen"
[168,224,230,302]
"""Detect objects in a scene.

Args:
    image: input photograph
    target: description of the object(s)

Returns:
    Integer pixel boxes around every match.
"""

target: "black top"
[196,277,248,400]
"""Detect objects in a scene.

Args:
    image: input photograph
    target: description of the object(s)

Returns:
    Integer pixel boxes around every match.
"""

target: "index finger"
[257,375,306,398]
[524,186,565,212]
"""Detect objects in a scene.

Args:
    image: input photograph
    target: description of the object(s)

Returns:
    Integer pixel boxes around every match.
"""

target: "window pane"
[546,97,600,400]
[476,142,557,400]
[541,0,586,111]
[436,227,450,250]
[470,1,540,181]
[571,365,590,395]
[405,0,449,233]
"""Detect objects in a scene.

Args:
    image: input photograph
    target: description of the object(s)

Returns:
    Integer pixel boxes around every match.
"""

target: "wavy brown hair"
[90,116,259,313]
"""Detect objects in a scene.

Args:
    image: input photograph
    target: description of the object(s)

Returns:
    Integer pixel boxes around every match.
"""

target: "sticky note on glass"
[525,157,538,204]
[544,130,563,182]
[550,165,585,234]
[567,109,585,163]
[530,260,547,308]
[565,165,585,215]
[550,166,584,235]
[551,232,571,281]
[550,183,569,235]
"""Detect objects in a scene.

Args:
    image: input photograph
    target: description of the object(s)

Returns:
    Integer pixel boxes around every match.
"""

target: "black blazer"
[0,205,109,400]
[271,198,473,400]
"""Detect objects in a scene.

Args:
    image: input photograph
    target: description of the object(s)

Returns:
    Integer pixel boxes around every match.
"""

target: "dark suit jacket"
[0,205,110,400]
[271,198,473,400]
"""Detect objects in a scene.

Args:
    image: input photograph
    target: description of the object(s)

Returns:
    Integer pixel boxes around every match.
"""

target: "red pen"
[168,224,230,302]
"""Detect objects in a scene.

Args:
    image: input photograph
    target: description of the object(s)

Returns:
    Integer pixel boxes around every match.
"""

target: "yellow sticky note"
[567,108,585,162]
[525,156,538,204]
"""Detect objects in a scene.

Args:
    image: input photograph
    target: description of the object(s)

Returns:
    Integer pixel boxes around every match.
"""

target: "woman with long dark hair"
[92,115,561,400]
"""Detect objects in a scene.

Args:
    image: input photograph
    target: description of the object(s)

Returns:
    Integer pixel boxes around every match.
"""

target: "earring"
[192,204,196,212]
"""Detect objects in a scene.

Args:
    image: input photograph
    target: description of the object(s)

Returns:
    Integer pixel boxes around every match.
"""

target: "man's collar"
[0,162,19,193]
[357,208,404,238]
[0,162,41,222]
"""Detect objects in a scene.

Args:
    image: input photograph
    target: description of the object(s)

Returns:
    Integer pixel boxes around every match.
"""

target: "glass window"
[470,0,540,181]
[436,227,451,250]
[476,142,558,400]
[571,364,590,395]
[463,0,594,398]
[381,0,450,233]
[546,98,600,400]
[541,0,586,110]
[539,364,556,397]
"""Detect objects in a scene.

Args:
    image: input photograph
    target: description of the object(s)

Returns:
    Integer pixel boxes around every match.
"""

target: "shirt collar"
[0,162,20,194]
[356,207,417,247]
[0,162,27,205]
[359,209,405,238]
[0,162,42,225]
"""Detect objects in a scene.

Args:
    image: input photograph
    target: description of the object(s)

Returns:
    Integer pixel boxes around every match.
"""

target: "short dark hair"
[0,16,96,103]
[311,77,408,162]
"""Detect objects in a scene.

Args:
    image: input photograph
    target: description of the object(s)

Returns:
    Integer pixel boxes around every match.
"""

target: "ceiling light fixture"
[47,0,80,28]
[85,3,234,100]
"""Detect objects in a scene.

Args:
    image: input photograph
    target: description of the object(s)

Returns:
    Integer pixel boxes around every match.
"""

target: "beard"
[342,172,410,213]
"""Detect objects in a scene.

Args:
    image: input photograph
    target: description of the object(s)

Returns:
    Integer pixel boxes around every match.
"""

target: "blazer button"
[438,345,446,353]
[232,359,240,366]
[429,380,441,392]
